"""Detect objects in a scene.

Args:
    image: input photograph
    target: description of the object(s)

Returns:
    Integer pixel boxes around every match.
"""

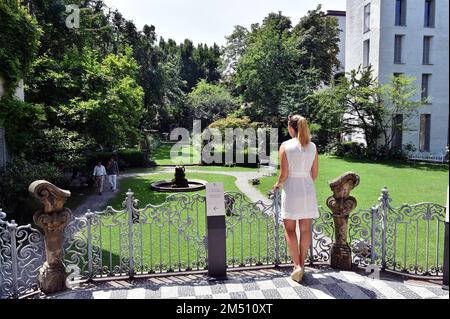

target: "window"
[395,0,407,26]
[423,36,432,64]
[394,35,404,64]
[364,4,371,32]
[419,114,431,152]
[392,114,403,150]
[421,74,431,101]
[394,72,404,78]
[363,39,370,67]
[424,0,435,27]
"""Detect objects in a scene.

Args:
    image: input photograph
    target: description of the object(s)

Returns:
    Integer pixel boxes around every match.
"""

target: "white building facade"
[326,10,347,77]
[345,0,449,156]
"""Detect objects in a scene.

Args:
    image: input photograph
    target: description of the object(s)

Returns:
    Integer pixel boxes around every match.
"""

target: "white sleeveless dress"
[280,138,319,220]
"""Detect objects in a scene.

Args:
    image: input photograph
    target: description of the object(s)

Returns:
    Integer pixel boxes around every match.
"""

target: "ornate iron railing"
[0,186,447,298]
[64,191,208,281]
[0,210,45,299]
[378,187,447,276]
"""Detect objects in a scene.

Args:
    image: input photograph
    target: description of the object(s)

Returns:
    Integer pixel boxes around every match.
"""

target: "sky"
[102,0,346,46]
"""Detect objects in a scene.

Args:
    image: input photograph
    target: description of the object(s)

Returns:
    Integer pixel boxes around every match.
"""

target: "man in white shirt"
[93,162,107,195]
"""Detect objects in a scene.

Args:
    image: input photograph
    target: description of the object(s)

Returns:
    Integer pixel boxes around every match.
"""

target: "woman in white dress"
[273,115,319,282]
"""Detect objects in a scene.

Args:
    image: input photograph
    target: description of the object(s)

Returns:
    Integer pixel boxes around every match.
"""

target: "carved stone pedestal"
[326,172,360,271]
[331,244,352,270]
[38,262,68,294]
[29,180,72,295]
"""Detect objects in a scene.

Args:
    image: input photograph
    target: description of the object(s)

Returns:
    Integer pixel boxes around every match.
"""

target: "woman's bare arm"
[311,149,319,181]
[273,145,289,190]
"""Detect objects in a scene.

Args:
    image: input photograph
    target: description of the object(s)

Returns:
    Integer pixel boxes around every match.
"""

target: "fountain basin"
[150,179,207,193]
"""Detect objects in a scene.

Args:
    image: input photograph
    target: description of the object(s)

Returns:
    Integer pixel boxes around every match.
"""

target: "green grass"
[151,143,199,165]
[150,143,276,168]
[107,172,238,208]
[255,155,448,208]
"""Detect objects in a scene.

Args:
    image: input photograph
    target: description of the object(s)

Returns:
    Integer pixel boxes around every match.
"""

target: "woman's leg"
[112,175,117,191]
[298,219,312,268]
[284,219,300,269]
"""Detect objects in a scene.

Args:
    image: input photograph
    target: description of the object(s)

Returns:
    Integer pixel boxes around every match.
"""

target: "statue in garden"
[29,180,71,294]
[172,166,189,188]
[326,172,360,270]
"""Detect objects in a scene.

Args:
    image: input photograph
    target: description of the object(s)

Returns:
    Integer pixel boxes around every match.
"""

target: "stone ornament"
[172,166,189,188]
[29,180,72,294]
[326,172,360,270]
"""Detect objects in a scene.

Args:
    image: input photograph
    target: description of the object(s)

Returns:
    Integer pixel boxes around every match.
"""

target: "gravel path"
[185,169,272,205]
[73,170,171,215]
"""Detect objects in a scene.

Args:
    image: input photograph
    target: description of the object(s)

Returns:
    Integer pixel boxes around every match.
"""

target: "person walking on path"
[93,161,107,195]
[273,115,320,283]
[107,157,119,192]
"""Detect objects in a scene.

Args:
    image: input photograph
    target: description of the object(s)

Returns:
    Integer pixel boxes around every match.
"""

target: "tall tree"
[313,67,423,157]
[220,25,250,89]
[291,5,341,84]
[234,12,300,123]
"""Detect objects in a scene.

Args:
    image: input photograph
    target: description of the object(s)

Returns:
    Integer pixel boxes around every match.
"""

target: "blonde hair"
[288,115,311,147]
[297,116,311,147]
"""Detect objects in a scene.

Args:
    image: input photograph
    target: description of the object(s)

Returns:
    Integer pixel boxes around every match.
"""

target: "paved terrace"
[37,266,448,300]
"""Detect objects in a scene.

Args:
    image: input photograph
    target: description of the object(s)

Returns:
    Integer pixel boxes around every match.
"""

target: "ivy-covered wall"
[0,1,41,97]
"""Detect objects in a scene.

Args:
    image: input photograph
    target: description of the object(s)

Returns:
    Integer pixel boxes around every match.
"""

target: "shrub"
[208,115,264,133]
[25,128,96,171]
[118,149,149,168]
[332,142,367,159]
[0,158,67,225]
[86,149,149,171]
[378,143,417,161]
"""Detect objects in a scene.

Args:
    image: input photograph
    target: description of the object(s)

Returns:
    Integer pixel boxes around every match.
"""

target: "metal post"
[86,210,93,280]
[126,190,135,278]
[443,186,449,290]
[8,220,19,299]
[380,187,389,271]
[443,221,449,290]
[207,215,227,280]
[274,189,280,266]
[206,184,227,280]
[366,206,380,279]
[309,223,314,266]
[370,206,377,265]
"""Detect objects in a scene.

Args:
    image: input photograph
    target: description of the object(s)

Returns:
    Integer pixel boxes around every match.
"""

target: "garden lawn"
[151,143,199,165]
[81,172,272,274]
[150,143,277,168]
[255,155,449,208]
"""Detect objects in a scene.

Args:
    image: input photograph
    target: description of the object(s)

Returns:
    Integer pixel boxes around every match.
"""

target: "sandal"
[291,268,303,282]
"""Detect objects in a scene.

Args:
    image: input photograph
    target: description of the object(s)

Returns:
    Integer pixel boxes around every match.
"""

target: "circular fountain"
[150,166,207,193]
